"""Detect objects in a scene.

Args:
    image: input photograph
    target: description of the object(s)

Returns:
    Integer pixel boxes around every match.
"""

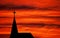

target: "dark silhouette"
[10,10,18,38]
[10,10,34,38]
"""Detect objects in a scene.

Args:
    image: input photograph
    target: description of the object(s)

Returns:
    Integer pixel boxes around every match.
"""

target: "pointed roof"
[10,10,34,38]
[10,10,18,38]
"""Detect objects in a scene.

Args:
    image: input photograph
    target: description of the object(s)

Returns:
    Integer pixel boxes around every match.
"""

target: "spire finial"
[13,9,16,17]
[14,9,16,14]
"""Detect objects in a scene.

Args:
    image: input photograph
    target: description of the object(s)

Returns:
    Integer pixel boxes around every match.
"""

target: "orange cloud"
[0,0,60,8]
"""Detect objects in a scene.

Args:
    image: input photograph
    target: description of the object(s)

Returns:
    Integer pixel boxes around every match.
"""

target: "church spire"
[10,10,18,38]
[10,9,34,38]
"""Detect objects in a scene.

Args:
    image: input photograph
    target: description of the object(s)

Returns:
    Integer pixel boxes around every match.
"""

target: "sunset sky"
[0,0,60,38]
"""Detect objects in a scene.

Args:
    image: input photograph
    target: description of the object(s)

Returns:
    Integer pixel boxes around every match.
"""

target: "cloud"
[17,23,60,28]
[0,0,60,10]
[0,5,60,11]
[0,22,60,28]
[17,15,60,18]
[0,16,11,18]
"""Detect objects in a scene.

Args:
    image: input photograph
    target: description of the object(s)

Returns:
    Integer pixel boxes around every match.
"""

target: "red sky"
[0,0,60,8]
[0,0,60,38]
[0,10,60,38]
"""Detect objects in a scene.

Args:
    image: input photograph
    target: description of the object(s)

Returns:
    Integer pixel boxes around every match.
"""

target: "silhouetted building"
[10,10,34,38]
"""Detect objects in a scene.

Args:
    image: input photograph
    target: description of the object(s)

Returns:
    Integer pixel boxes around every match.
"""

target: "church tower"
[10,10,18,38]
[10,10,34,38]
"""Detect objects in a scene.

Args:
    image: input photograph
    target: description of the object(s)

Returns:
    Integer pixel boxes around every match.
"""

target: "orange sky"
[0,0,60,38]
[0,10,60,24]
[0,0,60,9]
[0,10,60,38]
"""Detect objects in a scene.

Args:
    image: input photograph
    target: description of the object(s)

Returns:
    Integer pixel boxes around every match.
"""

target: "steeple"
[10,10,18,38]
[10,10,34,38]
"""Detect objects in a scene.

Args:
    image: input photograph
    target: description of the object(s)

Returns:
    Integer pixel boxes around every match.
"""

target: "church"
[10,10,34,38]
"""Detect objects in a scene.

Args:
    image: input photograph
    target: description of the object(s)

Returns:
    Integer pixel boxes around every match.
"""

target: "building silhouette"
[10,10,34,38]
